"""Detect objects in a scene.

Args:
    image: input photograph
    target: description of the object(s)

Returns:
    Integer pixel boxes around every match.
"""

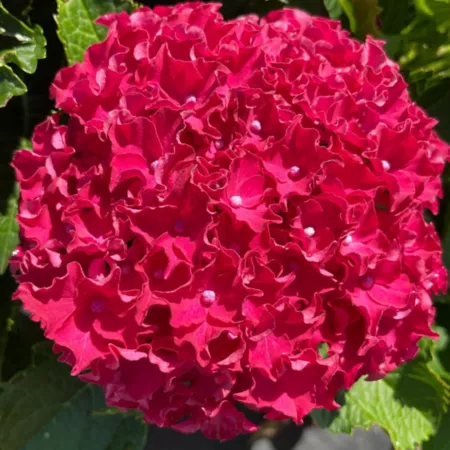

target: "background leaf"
[0,354,147,450]
[424,408,450,450]
[338,0,382,37]
[0,66,26,107]
[0,1,46,106]
[327,334,450,450]
[0,185,19,275]
[329,377,435,449]
[324,0,343,19]
[55,0,137,65]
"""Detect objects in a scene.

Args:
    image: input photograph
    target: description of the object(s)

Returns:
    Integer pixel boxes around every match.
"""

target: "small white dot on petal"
[201,290,216,306]
[12,249,20,256]
[288,166,301,180]
[382,160,391,171]
[343,235,353,245]
[215,139,225,150]
[304,227,315,237]
[230,195,243,208]
[185,95,197,103]
[151,160,159,172]
[250,120,262,133]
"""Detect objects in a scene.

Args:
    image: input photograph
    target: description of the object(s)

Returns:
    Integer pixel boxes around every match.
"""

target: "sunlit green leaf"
[55,0,137,65]
[328,333,450,450]
[324,0,343,19]
[0,185,19,274]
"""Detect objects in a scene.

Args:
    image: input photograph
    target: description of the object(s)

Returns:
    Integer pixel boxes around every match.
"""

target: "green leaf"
[0,300,17,380]
[310,408,337,428]
[419,327,450,381]
[424,407,450,450]
[394,0,450,99]
[338,0,382,38]
[422,329,450,450]
[1,0,33,18]
[0,65,26,106]
[329,334,450,450]
[0,185,19,274]
[0,356,147,450]
[105,416,148,450]
[0,2,46,106]
[324,0,343,19]
[378,0,414,35]
[329,377,435,450]
[0,357,84,450]
[55,0,137,65]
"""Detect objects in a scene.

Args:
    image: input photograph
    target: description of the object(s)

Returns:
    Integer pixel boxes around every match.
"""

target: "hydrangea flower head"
[12,2,449,440]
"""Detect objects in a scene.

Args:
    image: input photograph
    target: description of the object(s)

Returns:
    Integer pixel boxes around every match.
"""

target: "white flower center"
[343,234,353,245]
[250,120,262,133]
[151,160,159,172]
[304,227,315,237]
[215,139,225,150]
[288,166,301,180]
[382,160,391,171]
[230,195,243,208]
[201,290,216,306]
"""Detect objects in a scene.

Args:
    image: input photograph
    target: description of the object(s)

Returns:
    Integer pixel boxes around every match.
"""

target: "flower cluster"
[12,2,449,440]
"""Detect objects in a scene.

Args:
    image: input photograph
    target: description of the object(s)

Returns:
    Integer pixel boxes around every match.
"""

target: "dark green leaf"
[55,0,137,65]
[0,300,17,380]
[289,0,328,15]
[324,0,343,19]
[0,2,46,106]
[0,2,46,73]
[379,0,414,35]
[339,0,382,37]
[0,355,147,450]
[422,329,450,450]
[105,416,148,450]
[310,408,337,428]
[427,86,450,141]
[0,184,19,274]
[0,65,26,106]
[424,407,450,450]
[0,357,84,450]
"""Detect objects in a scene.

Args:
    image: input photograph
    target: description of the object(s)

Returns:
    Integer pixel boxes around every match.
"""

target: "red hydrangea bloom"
[12,2,449,440]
